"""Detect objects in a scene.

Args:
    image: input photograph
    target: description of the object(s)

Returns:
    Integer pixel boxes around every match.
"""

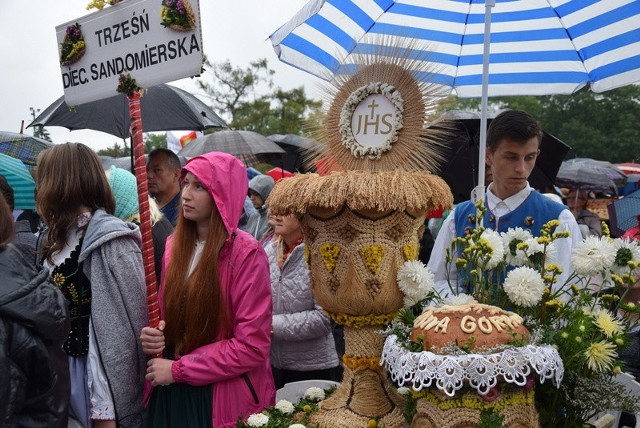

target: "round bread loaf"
[410,303,530,352]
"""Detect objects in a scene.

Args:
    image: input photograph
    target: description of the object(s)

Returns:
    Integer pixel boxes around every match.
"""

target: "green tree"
[144,133,167,152]
[197,58,322,136]
[197,57,274,123]
[97,142,130,157]
[232,87,322,135]
[29,107,52,142]
[437,85,640,162]
[96,134,167,158]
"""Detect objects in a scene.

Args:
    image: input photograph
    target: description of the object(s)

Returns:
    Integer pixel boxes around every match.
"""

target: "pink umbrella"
[266,167,294,182]
[617,163,640,175]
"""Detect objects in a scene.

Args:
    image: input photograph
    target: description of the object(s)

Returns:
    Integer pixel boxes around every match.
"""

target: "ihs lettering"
[354,99,393,136]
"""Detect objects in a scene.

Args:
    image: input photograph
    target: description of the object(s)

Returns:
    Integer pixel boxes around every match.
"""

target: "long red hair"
[163,198,231,355]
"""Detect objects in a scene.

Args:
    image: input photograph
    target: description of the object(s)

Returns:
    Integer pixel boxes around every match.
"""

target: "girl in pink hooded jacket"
[141,152,275,427]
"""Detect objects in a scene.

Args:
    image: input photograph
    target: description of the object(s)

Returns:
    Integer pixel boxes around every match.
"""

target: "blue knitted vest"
[454,191,566,238]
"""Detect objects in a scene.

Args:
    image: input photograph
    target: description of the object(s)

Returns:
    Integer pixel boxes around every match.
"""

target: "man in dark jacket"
[0,195,70,428]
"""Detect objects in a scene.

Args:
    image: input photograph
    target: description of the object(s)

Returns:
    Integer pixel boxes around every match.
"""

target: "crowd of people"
[1,109,638,427]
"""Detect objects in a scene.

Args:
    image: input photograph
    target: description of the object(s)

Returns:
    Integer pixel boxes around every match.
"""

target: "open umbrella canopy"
[555,161,618,194]
[178,130,286,167]
[267,134,319,172]
[266,167,295,182]
[270,1,640,96]
[0,131,54,170]
[608,189,640,237]
[430,110,570,203]
[617,162,640,175]
[0,153,36,210]
[564,158,627,187]
[28,84,228,139]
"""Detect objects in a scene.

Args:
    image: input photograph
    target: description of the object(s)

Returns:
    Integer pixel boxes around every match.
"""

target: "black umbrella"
[178,130,286,167]
[607,189,640,237]
[0,131,54,170]
[563,158,627,187]
[555,162,618,193]
[429,110,571,204]
[28,84,228,139]
[267,134,319,172]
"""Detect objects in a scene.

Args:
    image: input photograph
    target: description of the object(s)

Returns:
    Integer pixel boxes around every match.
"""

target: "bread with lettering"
[410,303,530,352]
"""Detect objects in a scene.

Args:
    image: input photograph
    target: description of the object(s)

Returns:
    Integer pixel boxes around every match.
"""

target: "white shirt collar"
[486,183,533,217]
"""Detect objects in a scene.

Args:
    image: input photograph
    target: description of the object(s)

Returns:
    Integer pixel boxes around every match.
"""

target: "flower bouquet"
[381,201,640,427]
[60,23,86,66]
[236,386,342,428]
[85,0,121,10]
[160,0,196,31]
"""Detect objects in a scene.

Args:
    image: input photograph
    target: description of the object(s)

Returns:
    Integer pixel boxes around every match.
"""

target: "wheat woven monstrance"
[268,45,454,428]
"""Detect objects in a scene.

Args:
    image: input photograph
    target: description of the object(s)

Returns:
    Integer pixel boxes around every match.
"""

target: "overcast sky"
[0,0,321,151]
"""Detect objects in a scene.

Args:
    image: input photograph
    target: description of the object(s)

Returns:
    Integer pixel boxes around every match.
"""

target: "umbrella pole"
[127,91,160,330]
[475,0,495,205]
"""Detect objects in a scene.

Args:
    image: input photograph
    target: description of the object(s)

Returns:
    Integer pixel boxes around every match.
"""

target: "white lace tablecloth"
[381,335,564,397]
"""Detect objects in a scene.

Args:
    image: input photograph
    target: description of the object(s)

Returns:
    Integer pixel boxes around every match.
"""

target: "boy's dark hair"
[0,174,14,210]
[487,110,543,151]
[148,148,182,171]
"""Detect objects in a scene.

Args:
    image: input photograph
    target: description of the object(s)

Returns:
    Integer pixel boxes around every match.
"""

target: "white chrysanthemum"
[275,399,295,415]
[478,229,505,269]
[304,387,325,401]
[502,227,533,266]
[444,293,477,306]
[610,238,640,276]
[503,266,545,307]
[397,386,410,396]
[288,425,307,428]
[571,236,616,276]
[247,413,269,427]
[397,260,434,307]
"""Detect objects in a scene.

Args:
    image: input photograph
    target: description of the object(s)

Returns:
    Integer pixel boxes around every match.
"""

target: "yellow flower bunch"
[86,0,120,10]
[342,355,380,370]
[66,41,85,61]
[360,244,386,274]
[319,243,341,273]
[328,311,397,327]
[413,389,534,412]
[403,243,418,261]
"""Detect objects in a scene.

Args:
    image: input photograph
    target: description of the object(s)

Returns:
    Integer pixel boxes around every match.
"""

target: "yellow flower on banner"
[403,243,418,261]
[360,244,386,273]
[319,243,341,273]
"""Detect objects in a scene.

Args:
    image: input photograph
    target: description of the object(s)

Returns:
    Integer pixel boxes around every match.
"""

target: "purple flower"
[523,376,535,393]
[482,387,500,402]
[176,0,184,12]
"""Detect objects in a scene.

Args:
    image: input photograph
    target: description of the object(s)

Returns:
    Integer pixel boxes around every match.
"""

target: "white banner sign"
[56,0,203,105]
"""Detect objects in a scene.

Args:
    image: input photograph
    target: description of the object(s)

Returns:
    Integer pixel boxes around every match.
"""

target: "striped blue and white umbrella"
[270,0,640,96]
[0,153,36,210]
[270,0,640,192]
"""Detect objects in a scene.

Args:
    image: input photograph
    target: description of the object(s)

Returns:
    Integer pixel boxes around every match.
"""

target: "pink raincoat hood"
[182,152,248,235]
